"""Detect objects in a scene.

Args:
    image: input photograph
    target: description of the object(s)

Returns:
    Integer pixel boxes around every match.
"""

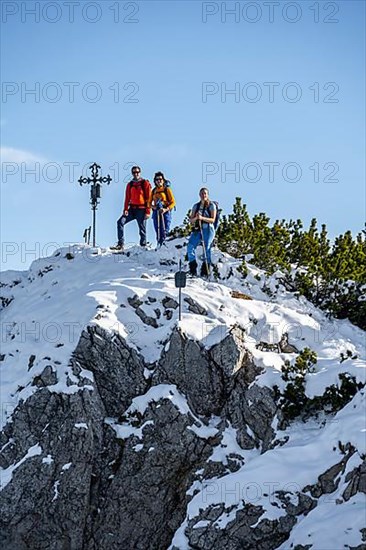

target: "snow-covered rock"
[0,241,365,549]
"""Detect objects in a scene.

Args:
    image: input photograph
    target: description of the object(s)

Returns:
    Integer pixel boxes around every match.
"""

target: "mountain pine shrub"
[216,199,366,330]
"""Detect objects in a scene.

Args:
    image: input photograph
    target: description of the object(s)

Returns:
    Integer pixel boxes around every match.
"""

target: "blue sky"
[1,0,365,270]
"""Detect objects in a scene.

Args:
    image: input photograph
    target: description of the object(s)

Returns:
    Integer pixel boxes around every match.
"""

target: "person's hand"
[124,210,128,217]
[145,214,150,220]
[196,213,203,221]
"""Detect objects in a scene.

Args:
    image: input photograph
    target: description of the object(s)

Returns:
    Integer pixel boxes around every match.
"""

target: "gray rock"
[127,294,143,308]
[1,319,364,550]
[307,451,354,498]
[154,328,220,415]
[71,325,148,416]
[164,309,173,320]
[225,376,276,452]
[0,386,105,550]
[32,365,57,387]
[255,333,298,354]
[184,296,207,315]
[184,502,296,550]
[135,306,159,328]
[91,398,214,550]
[275,490,316,516]
[343,459,366,501]
[279,332,299,354]
[27,354,36,370]
[162,296,179,309]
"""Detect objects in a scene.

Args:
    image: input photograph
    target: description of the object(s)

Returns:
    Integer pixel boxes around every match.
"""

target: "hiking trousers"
[152,209,172,245]
[117,207,147,246]
[187,224,215,265]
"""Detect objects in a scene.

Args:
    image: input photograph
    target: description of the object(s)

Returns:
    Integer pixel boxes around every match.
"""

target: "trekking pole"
[157,209,161,246]
[160,209,166,243]
[199,220,210,276]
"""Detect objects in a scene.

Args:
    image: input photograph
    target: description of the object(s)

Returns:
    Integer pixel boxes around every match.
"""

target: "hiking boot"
[110,242,124,251]
[200,262,211,277]
[189,260,198,276]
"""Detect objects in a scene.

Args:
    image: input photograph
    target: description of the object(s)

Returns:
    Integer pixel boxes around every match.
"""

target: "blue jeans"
[187,224,215,264]
[152,210,172,245]
[117,207,147,246]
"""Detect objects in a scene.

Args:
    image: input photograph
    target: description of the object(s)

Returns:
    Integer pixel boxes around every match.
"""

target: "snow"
[107,384,220,442]
[188,422,219,439]
[0,444,42,490]
[192,520,210,529]
[208,424,258,466]
[125,384,192,417]
[52,480,60,501]
[1,242,364,431]
[170,392,366,549]
[1,240,365,547]
[106,418,154,441]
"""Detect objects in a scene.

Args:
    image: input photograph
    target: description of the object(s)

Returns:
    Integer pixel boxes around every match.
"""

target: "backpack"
[152,180,171,196]
[165,181,177,210]
[193,200,221,230]
[152,180,176,211]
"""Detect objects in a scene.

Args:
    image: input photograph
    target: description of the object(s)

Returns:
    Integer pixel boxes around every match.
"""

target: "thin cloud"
[0,147,47,164]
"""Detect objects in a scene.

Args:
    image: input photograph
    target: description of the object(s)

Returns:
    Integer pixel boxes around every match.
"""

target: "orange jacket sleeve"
[123,182,131,212]
[143,179,152,216]
[147,188,154,210]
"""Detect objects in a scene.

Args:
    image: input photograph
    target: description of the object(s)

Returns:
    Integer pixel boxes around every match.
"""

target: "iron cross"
[78,163,112,247]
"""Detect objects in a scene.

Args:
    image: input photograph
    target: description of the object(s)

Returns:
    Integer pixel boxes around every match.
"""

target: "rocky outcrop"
[0,386,105,550]
[72,325,149,416]
[154,326,276,451]
[178,505,298,550]
[90,398,216,550]
[343,459,366,501]
[0,324,364,549]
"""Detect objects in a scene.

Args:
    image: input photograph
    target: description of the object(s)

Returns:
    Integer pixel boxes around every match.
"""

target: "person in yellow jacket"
[149,172,176,248]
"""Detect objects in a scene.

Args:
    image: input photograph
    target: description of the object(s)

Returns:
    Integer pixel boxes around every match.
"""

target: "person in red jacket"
[112,166,152,251]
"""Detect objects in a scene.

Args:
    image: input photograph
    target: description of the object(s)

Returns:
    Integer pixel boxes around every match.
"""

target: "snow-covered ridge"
[1,240,364,429]
[1,240,365,549]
